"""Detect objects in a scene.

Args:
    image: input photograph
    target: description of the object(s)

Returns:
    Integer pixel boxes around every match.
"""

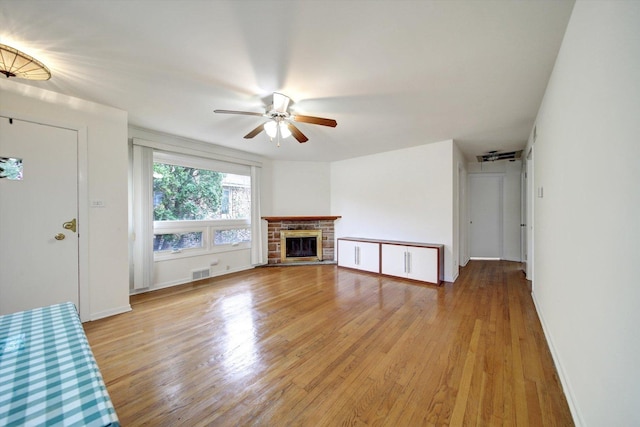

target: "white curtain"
[131,145,154,289]
[250,165,264,265]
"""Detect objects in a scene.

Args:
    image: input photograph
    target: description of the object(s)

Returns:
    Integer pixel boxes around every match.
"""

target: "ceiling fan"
[214,92,337,145]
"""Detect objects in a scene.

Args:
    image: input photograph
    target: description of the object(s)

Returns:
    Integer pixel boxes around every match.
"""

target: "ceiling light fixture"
[264,121,278,138]
[279,122,292,139]
[264,119,291,147]
[0,43,51,80]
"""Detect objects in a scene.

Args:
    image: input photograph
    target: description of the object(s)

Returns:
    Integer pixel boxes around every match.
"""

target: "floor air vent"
[192,268,210,281]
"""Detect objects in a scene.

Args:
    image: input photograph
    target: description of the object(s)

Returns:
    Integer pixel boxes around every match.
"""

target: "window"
[214,228,251,245]
[221,188,230,215]
[152,152,251,258]
[154,231,203,252]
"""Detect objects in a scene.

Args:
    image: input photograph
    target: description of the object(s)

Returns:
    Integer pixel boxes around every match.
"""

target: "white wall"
[466,160,522,262]
[0,80,130,321]
[331,140,457,282]
[269,161,331,215]
[530,1,640,425]
[153,249,252,289]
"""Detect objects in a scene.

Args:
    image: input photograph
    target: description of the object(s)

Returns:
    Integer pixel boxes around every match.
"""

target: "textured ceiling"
[0,0,575,162]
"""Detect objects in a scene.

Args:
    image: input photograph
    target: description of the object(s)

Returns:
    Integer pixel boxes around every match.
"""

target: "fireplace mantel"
[262,215,341,222]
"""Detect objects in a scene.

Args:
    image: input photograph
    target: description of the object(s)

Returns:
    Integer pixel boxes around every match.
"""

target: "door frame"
[458,163,468,268]
[0,109,90,321]
[525,147,534,283]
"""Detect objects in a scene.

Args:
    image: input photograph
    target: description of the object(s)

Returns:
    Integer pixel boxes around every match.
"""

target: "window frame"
[152,151,252,261]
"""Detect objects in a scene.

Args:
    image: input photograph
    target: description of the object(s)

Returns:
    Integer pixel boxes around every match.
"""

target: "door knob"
[54,233,66,240]
[63,218,76,233]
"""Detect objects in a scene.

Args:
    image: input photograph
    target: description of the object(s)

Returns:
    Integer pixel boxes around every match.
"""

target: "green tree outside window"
[153,163,223,221]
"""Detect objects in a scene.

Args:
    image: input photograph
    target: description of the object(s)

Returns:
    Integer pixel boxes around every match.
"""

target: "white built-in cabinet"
[337,237,444,285]
[337,239,380,273]
[381,244,439,284]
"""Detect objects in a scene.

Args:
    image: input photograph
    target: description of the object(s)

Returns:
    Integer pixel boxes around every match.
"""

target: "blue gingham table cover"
[0,302,119,426]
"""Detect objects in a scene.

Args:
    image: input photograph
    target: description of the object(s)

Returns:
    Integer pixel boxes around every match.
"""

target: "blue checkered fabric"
[0,302,119,426]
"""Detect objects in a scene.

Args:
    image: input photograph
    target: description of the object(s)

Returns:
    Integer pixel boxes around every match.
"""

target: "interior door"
[0,116,79,315]
[469,174,503,259]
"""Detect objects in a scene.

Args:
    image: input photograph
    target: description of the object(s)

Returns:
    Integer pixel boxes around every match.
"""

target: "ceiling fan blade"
[272,92,290,113]
[292,115,337,127]
[286,123,309,143]
[244,123,265,139]
[214,109,265,117]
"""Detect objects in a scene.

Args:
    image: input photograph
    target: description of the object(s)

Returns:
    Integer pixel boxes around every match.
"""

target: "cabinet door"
[338,240,359,269]
[338,240,380,272]
[357,241,380,273]
[407,246,438,283]
[381,244,407,278]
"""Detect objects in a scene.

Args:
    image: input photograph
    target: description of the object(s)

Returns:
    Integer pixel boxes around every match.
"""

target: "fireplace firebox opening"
[280,229,323,262]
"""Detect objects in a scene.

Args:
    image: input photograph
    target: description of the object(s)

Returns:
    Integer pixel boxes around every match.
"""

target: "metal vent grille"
[476,150,523,162]
[192,268,210,281]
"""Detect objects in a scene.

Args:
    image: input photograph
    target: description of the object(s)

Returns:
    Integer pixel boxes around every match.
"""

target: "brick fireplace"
[263,216,341,264]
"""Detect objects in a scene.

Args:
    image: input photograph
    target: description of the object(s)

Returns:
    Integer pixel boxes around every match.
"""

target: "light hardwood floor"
[84,261,574,426]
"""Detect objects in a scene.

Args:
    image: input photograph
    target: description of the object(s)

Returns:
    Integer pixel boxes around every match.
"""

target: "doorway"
[0,116,82,315]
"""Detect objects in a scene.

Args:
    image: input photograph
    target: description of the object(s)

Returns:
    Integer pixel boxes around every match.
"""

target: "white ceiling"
[0,0,575,162]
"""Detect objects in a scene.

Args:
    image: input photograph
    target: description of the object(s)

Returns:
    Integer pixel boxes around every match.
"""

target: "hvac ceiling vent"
[476,150,523,163]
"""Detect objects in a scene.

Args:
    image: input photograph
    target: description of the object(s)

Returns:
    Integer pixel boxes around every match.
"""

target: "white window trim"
[153,219,251,261]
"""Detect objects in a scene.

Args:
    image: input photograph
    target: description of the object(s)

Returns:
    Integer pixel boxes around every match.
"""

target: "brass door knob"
[54,233,66,240]
[63,218,76,233]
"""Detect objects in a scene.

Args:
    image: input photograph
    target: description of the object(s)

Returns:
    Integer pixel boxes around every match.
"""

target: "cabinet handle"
[404,252,407,273]
[355,246,359,265]
[407,251,411,274]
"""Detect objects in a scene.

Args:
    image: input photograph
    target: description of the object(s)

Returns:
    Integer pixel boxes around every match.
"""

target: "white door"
[469,174,503,258]
[338,240,380,273]
[0,116,79,315]
[338,239,359,269]
[381,244,407,278]
[357,241,381,273]
[407,246,438,284]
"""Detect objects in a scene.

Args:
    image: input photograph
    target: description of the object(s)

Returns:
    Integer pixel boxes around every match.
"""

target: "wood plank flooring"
[83,261,574,426]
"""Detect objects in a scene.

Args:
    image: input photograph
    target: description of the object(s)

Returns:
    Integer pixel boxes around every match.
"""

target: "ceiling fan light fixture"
[0,43,51,80]
[264,121,277,138]
[279,122,291,139]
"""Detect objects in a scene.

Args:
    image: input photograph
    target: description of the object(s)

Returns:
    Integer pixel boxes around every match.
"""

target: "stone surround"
[263,216,341,265]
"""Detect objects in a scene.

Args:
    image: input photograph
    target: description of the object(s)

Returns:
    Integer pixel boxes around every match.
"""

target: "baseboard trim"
[138,265,255,294]
[89,304,132,322]
[531,291,584,427]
